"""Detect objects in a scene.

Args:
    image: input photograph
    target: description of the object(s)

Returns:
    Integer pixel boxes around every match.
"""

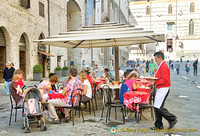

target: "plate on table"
[140,76,158,80]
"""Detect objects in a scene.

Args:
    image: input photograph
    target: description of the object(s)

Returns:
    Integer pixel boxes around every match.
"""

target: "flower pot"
[33,73,42,81]
[62,70,69,77]
[55,70,62,78]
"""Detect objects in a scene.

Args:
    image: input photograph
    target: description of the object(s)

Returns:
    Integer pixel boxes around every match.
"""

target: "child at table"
[125,73,140,92]
[91,71,97,80]
[14,69,25,88]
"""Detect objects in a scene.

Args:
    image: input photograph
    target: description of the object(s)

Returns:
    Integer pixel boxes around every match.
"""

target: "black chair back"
[71,89,82,108]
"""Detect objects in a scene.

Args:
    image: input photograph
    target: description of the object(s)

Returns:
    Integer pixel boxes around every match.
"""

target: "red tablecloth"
[95,79,107,90]
[123,91,150,112]
[48,93,65,99]
[136,87,151,93]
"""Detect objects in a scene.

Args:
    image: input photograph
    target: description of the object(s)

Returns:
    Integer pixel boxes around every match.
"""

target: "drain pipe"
[47,0,50,53]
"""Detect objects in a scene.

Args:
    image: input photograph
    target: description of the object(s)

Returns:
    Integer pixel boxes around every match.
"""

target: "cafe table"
[123,91,150,113]
[100,83,121,105]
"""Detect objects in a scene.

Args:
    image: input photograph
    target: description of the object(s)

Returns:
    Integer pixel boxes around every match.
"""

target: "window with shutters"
[190,2,195,12]
[189,19,194,35]
[39,2,45,17]
[146,6,150,15]
[20,0,30,9]
[168,4,172,14]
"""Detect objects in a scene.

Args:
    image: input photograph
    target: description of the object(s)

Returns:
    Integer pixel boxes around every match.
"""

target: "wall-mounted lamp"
[66,13,72,18]
[178,11,183,16]
[157,14,162,17]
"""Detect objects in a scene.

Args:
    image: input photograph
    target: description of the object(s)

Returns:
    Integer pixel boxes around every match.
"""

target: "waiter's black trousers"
[154,89,177,128]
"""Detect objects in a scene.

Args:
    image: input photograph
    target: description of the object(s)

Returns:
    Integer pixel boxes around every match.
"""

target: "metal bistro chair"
[105,87,125,124]
[9,95,23,125]
[136,86,155,123]
[92,83,98,110]
[59,89,85,126]
[57,81,63,89]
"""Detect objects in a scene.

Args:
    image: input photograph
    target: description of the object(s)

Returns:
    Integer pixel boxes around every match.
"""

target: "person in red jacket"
[151,51,177,130]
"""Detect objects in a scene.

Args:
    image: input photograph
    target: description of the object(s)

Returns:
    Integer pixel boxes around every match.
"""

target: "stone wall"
[129,0,200,59]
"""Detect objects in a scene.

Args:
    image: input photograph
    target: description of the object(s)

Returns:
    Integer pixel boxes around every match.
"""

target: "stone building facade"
[129,0,200,60]
[0,0,130,82]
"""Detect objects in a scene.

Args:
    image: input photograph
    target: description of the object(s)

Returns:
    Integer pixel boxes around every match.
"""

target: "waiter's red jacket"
[155,61,171,89]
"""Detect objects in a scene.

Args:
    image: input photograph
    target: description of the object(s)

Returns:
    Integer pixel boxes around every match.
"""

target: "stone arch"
[0,26,11,83]
[19,32,30,80]
[67,0,82,31]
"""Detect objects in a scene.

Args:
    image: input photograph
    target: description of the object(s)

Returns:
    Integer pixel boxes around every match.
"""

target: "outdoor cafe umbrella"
[34,24,165,80]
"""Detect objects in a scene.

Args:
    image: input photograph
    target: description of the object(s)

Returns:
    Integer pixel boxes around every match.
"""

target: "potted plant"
[62,66,69,77]
[33,64,43,81]
[54,66,62,77]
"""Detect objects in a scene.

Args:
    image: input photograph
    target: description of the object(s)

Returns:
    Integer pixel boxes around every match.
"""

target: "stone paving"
[0,61,200,136]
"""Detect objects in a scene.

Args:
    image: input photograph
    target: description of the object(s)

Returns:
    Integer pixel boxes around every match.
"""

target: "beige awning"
[38,51,54,57]
[34,25,165,48]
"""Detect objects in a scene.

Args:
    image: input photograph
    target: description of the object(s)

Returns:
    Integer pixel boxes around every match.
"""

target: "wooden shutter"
[0,29,6,46]
[20,0,25,7]
[39,2,45,17]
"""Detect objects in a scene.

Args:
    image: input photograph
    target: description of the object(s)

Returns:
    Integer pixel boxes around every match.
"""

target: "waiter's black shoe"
[169,120,177,129]
[150,126,164,130]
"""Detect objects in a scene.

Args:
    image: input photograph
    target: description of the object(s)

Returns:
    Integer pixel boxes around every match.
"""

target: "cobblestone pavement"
[0,61,200,136]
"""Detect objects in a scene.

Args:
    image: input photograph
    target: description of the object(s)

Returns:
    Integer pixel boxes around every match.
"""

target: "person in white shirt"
[119,68,124,81]
[130,67,140,78]
[79,71,92,102]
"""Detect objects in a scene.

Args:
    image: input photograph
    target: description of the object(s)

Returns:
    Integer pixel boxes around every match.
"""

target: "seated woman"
[79,71,92,103]
[124,73,140,92]
[100,72,110,84]
[37,75,59,101]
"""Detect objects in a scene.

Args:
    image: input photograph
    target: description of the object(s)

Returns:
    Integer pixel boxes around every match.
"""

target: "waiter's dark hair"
[154,51,164,60]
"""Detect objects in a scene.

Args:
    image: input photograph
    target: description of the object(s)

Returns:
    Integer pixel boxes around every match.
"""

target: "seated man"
[130,67,140,78]
[47,68,82,124]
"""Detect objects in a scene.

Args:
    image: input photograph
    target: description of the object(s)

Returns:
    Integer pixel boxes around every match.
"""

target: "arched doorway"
[38,33,46,78]
[0,27,7,83]
[67,0,81,31]
[67,0,82,70]
[19,34,27,79]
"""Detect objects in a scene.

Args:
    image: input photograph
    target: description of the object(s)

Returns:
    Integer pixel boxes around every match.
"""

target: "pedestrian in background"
[185,60,190,75]
[175,61,180,75]
[142,60,146,75]
[3,62,15,95]
[149,59,156,77]
[193,60,198,76]
[146,60,150,72]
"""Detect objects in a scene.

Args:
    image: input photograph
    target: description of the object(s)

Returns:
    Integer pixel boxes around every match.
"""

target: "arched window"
[146,6,150,15]
[190,2,195,12]
[189,19,194,35]
[168,4,172,14]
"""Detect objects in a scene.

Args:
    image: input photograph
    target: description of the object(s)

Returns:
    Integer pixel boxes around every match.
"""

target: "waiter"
[152,51,177,129]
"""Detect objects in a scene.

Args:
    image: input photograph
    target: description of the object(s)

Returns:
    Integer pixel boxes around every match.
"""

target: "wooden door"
[20,51,26,79]
[0,46,5,83]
